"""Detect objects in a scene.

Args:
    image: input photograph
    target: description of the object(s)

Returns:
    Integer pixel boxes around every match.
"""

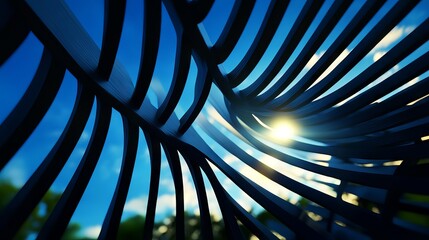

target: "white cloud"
[83,225,101,239]
[160,161,169,169]
[160,178,175,192]
[223,154,238,165]
[123,173,204,217]
[373,51,386,62]
[307,153,331,161]
[156,194,176,213]
[372,26,415,52]
[367,64,399,89]
[304,51,325,70]
[336,64,400,106]
[404,26,415,34]
[124,195,148,215]
[309,49,351,88]
[404,76,419,88]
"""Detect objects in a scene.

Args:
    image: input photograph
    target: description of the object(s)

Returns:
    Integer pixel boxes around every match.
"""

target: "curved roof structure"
[1,0,429,239]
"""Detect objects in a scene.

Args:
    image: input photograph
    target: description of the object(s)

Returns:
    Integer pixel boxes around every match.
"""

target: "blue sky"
[1,0,429,238]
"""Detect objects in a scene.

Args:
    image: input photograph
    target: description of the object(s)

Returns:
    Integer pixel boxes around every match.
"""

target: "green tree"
[0,181,81,239]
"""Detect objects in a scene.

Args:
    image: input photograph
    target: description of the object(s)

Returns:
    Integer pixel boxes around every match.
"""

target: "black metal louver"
[1,0,429,239]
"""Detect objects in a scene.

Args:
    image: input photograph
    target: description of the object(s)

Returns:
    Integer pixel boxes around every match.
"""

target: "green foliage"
[1,180,291,239]
[0,181,82,240]
[117,215,145,240]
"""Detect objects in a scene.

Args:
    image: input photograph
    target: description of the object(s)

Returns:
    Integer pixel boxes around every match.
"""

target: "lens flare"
[252,114,299,142]
[270,119,299,141]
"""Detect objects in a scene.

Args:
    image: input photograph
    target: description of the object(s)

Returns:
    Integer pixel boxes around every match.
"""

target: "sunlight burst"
[253,114,300,142]
[270,119,299,141]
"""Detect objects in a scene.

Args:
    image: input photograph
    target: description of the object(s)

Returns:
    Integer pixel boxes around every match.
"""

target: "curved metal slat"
[210,0,256,64]
[300,52,429,127]
[98,117,139,239]
[0,85,94,239]
[315,76,429,134]
[205,105,429,194]
[294,18,429,116]
[241,0,349,98]
[192,143,328,239]
[130,0,161,108]
[180,150,215,240]
[155,30,192,124]
[274,0,420,110]
[227,0,290,88]
[2,0,429,238]
[163,142,185,240]
[0,49,65,170]
[141,131,161,240]
[188,152,247,240]
[254,0,385,105]
[184,0,214,24]
[178,58,211,133]
[98,0,127,79]
[37,99,112,239]
[228,195,280,240]
[198,112,408,238]
[0,0,30,66]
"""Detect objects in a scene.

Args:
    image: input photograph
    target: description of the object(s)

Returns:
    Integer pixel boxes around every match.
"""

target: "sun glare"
[270,120,299,141]
[252,114,299,142]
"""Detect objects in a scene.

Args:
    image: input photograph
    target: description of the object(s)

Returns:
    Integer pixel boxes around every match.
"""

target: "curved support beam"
[98,0,127,79]
[210,0,255,64]
[37,98,112,239]
[0,49,65,170]
[227,0,289,88]
[0,85,94,239]
[0,0,30,66]
[130,0,161,108]
[99,117,139,239]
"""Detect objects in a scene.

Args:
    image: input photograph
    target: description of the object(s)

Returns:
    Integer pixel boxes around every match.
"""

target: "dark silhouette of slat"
[163,143,185,240]
[185,0,214,24]
[1,0,429,238]
[180,150,214,240]
[302,52,429,127]
[37,99,112,239]
[200,108,429,194]
[294,18,429,116]
[210,0,256,63]
[0,1,30,66]
[241,0,353,98]
[98,0,126,79]
[0,49,65,170]
[0,86,94,239]
[99,117,139,239]
[227,0,290,87]
[142,132,161,240]
[130,0,161,108]
[273,0,419,109]
[179,58,211,133]
[255,0,404,105]
[155,31,192,124]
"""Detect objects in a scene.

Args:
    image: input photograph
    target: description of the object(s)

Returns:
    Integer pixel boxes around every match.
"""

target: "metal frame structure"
[1,0,429,239]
